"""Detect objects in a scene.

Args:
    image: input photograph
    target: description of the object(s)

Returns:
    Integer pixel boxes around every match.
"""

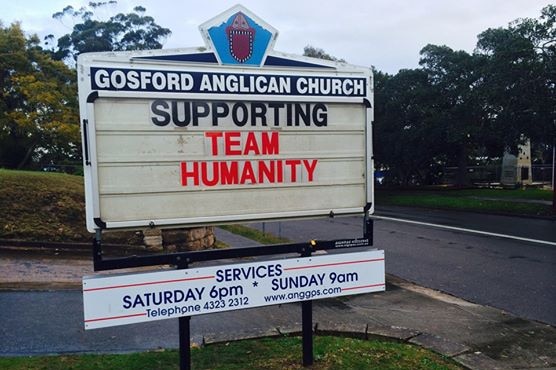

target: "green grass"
[0,169,286,246]
[0,169,89,242]
[1,169,211,246]
[0,336,463,370]
[376,188,553,217]
[450,188,552,200]
[220,224,290,244]
[0,169,144,244]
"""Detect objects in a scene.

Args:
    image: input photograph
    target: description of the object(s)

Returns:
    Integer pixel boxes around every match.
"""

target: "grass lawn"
[219,224,290,244]
[0,169,291,245]
[376,188,553,217]
[0,169,89,242]
[0,336,462,370]
[0,169,142,244]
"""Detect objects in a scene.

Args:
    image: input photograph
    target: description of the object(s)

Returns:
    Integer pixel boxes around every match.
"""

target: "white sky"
[0,0,550,73]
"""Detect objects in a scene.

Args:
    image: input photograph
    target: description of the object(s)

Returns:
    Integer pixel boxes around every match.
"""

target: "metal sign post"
[179,315,191,370]
[176,260,191,370]
[300,245,313,366]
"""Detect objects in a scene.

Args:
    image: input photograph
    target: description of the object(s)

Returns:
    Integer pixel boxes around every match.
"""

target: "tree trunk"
[16,143,35,170]
[553,143,555,214]
[456,145,468,188]
[552,187,556,215]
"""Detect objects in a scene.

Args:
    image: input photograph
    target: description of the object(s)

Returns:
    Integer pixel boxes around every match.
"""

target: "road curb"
[0,282,81,291]
[385,274,481,308]
[0,239,147,256]
[375,205,556,221]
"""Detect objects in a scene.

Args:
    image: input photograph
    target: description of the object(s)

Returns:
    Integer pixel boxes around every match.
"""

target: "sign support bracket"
[365,218,374,244]
[88,223,379,367]
[90,232,373,272]
[364,203,374,244]
[89,215,373,369]
[93,230,102,267]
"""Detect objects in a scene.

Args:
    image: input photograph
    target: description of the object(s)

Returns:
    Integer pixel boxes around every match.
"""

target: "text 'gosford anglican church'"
[91,67,366,97]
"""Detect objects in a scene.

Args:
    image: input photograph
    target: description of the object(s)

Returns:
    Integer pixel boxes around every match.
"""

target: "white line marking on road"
[372,215,556,246]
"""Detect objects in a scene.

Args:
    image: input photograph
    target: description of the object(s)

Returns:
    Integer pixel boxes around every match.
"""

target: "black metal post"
[179,316,191,370]
[177,260,191,370]
[93,229,102,266]
[300,245,313,367]
[301,300,313,366]
[365,218,374,246]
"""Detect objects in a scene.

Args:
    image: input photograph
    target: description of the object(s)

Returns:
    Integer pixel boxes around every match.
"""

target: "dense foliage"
[0,2,170,169]
[0,23,79,169]
[373,5,555,186]
[47,1,171,63]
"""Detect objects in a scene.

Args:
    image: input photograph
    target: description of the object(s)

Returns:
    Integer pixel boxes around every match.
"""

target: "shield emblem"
[226,12,255,63]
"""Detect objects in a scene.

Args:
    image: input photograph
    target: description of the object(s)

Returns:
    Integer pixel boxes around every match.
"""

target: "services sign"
[78,5,374,232]
[83,250,385,329]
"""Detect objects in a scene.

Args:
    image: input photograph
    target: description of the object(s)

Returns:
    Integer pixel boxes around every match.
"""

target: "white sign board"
[77,6,374,232]
[83,250,385,329]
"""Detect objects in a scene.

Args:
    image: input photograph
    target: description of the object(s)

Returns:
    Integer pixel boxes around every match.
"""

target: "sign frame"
[76,5,376,272]
[78,48,374,234]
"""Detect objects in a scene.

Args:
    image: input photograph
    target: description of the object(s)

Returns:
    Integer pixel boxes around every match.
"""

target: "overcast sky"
[1,0,550,73]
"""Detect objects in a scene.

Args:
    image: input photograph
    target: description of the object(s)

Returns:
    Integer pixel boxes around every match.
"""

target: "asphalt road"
[248,207,556,325]
[376,205,556,243]
[0,290,304,356]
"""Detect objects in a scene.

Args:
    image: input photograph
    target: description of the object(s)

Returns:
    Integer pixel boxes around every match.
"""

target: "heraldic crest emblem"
[226,12,255,63]
[200,5,277,66]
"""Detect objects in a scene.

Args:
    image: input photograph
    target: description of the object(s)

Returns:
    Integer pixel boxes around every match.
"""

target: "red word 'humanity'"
[180,131,319,187]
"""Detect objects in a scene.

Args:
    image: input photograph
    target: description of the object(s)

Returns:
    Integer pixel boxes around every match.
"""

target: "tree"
[476,5,555,209]
[303,45,346,63]
[374,6,555,189]
[475,4,555,148]
[418,44,485,186]
[0,23,80,169]
[374,68,445,186]
[0,2,172,169]
[48,1,171,62]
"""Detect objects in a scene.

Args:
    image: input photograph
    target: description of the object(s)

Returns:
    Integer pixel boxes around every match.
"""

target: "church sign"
[77,5,374,232]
